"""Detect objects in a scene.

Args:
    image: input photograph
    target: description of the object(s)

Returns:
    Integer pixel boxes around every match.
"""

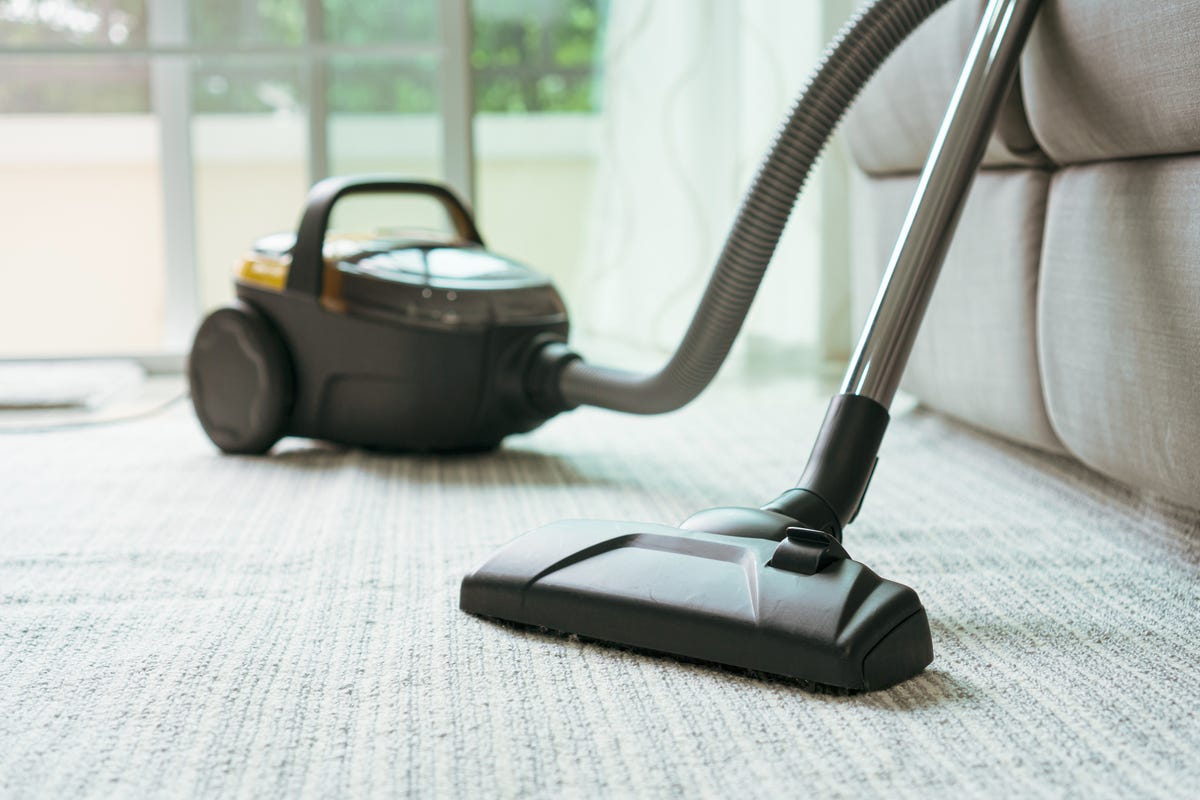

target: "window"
[0,0,602,356]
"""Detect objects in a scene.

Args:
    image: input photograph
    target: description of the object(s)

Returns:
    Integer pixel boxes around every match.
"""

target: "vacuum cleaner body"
[189,179,570,454]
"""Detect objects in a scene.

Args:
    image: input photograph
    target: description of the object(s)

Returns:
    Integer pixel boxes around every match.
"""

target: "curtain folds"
[576,0,827,372]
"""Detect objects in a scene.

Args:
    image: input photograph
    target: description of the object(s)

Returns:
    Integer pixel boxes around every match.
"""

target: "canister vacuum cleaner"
[188,178,571,455]
[190,0,1042,690]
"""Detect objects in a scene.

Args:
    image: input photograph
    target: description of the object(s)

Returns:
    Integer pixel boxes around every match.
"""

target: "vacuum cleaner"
[188,180,570,454]
[192,0,1042,690]
[461,0,1043,692]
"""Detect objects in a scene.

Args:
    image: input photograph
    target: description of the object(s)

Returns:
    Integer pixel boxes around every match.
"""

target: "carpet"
[2,379,1197,798]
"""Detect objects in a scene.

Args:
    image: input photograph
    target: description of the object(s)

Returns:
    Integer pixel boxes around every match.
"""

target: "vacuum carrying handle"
[286,175,485,297]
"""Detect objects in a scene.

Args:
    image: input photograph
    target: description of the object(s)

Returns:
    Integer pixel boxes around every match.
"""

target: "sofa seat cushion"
[1038,157,1200,507]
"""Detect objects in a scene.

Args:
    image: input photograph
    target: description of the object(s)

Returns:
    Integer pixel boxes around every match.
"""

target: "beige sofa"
[845,0,1200,507]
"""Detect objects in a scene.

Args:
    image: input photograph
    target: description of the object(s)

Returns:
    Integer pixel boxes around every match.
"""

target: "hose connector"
[524,338,583,416]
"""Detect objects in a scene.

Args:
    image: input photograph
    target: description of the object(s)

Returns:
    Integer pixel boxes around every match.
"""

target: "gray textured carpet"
[2,380,1198,798]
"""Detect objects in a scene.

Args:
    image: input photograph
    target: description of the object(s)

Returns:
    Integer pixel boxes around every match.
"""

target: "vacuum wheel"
[188,301,293,454]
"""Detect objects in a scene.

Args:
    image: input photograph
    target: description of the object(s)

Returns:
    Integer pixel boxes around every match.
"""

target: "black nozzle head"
[461,518,932,691]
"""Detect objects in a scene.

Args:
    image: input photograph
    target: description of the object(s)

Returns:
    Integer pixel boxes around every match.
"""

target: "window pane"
[0,0,148,47]
[472,0,601,112]
[188,0,303,47]
[327,55,442,177]
[471,1,603,299]
[321,0,436,45]
[0,61,165,355]
[193,57,305,113]
[191,57,310,311]
[327,193,455,242]
[326,54,447,258]
[327,54,437,115]
[0,58,149,113]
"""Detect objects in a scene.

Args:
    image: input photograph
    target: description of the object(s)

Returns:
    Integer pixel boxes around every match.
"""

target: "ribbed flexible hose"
[558,0,950,413]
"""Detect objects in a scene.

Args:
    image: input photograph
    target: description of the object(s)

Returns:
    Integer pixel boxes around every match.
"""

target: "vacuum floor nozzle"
[461,519,932,691]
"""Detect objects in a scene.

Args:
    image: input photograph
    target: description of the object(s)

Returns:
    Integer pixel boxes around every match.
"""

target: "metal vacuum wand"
[843,0,1044,407]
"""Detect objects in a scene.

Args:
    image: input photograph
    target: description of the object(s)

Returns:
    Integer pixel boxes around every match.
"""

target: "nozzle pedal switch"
[769,527,852,575]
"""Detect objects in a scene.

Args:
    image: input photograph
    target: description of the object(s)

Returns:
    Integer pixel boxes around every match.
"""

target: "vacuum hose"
[552,0,951,414]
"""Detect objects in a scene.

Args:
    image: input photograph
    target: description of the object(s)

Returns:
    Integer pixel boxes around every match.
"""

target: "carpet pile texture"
[2,381,1198,797]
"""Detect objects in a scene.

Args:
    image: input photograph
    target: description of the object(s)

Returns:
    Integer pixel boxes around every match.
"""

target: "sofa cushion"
[1022,0,1200,165]
[1038,157,1200,507]
[852,169,1062,452]
[844,0,1045,176]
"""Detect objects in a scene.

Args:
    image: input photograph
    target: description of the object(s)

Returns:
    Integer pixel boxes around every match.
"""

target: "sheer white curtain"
[576,0,831,372]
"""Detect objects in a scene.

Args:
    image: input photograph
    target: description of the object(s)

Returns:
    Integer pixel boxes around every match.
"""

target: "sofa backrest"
[844,0,1200,507]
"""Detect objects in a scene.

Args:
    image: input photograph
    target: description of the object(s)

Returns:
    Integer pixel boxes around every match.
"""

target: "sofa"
[845,0,1200,508]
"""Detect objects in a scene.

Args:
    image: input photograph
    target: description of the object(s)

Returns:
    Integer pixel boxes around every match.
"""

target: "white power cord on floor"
[0,359,189,433]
